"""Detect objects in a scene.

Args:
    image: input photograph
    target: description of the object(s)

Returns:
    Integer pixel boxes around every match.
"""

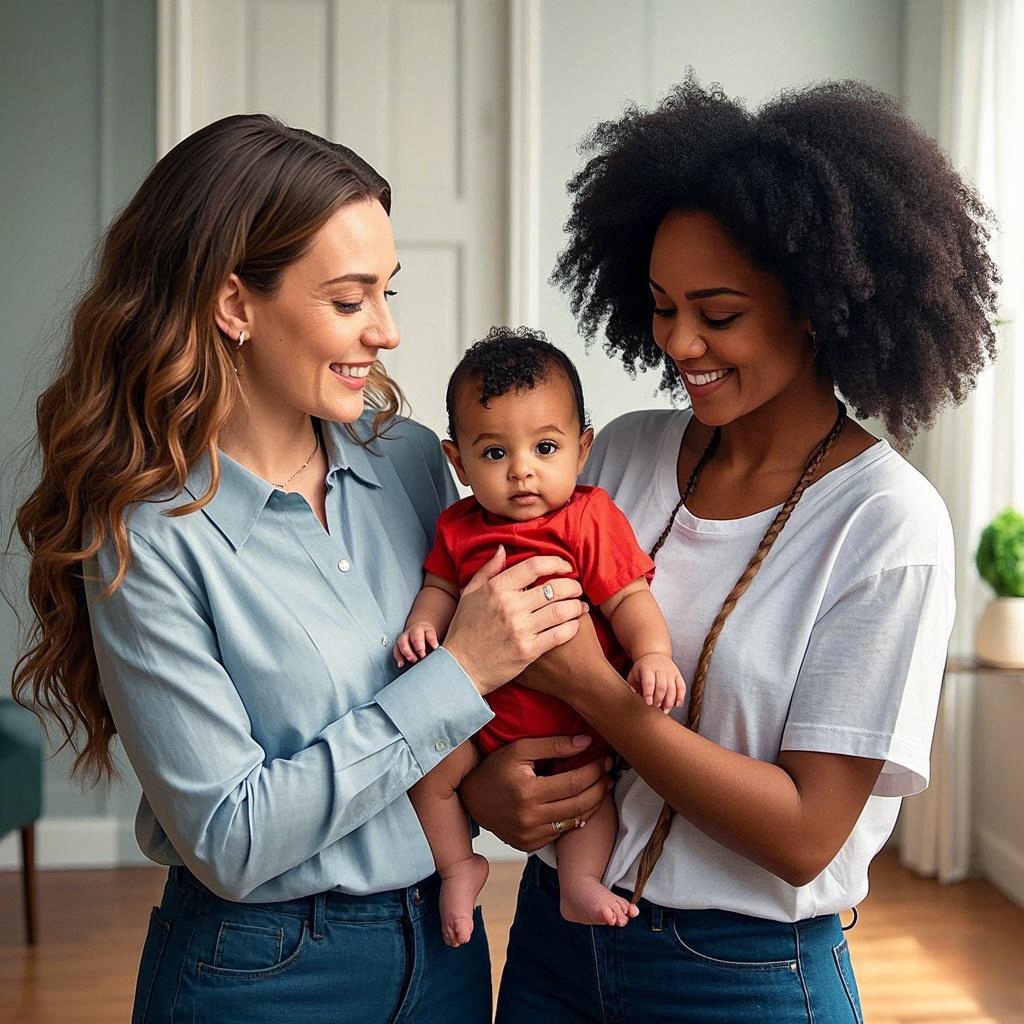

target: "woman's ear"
[441,439,471,487]
[577,427,595,473]
[213,273,253,342]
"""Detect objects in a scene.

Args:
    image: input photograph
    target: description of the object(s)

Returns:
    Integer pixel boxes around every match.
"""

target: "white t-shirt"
[578,409,955,921]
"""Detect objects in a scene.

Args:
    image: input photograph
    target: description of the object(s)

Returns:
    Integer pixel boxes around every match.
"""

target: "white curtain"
[900,0,1024,881]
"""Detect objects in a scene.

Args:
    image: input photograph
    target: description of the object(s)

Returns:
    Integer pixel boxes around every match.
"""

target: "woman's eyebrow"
[322,262,402,287]
[685,287,750,300]
[648,278,749,301]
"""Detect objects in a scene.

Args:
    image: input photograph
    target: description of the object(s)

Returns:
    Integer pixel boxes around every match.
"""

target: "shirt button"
[434,740,448,752]
[381,636,389,646]
[337,559,351,572]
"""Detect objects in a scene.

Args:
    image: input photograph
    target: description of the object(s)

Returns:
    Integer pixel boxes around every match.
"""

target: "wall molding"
[156,0,192,156]
[0,817,121,871]
[0,819,522,872]
[976,824,1024,909]
[506,0,540,326]
[474,830,527,864]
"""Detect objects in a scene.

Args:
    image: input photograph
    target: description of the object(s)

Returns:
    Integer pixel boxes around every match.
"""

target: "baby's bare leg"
[408,741,489,947]
[556,792,638,927]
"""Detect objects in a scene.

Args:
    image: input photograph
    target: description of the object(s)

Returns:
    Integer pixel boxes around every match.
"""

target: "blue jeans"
[133,866,491,1023]
[495,857,863,1024]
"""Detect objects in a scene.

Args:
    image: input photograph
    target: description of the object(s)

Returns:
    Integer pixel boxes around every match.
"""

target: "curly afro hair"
[445,326,589,439]
[552,72,1000,445]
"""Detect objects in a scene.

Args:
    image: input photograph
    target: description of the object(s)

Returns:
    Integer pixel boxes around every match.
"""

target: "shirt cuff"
[374,646,493,775]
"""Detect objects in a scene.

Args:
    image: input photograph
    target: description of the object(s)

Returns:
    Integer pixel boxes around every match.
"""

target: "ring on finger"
[541,583,555,601]
[551,817,582,836]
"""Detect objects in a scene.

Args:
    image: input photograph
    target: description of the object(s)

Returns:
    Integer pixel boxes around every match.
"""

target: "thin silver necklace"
[271,428,321,490]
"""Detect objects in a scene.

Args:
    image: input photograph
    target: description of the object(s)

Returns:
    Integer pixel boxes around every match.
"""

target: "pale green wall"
[1,0,156,848]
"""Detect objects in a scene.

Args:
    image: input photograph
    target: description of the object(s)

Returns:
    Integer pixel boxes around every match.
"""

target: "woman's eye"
[702,312,741,328]
[333,300,363,314]
[652,306,675,319]
[536,441,558,456]
[384,290,397,300]
[482,447,506,461]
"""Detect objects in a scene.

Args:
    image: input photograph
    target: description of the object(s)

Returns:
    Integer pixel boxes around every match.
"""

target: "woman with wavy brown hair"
[12,114,595,1023]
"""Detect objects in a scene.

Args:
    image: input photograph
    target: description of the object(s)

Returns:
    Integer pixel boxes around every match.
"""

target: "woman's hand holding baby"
[442,545,587,696]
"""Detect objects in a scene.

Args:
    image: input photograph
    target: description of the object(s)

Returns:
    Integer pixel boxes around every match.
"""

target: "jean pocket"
[669,919,799,973]
[197,919,309,981]
[832,937,864,1023]
[131,907,172,1024]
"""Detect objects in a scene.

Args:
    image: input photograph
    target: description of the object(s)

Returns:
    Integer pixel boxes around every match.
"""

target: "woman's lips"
[330,363,370,390]
[681,367,734,397]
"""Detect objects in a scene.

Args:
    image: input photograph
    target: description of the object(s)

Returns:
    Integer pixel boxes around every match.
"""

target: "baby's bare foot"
[560,876,638,927]
[439,853,489,947]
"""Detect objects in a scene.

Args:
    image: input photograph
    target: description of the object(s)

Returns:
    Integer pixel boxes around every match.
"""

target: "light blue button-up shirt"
[86,414,492,902]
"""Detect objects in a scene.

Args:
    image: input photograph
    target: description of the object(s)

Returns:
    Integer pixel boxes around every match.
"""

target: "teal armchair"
[0,697,43,943]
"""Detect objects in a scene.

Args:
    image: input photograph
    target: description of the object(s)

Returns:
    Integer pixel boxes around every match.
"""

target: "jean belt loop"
[650,904,664,932]
[312,891,327,940]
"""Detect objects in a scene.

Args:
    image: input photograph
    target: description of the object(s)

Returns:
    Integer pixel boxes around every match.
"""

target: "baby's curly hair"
[552,72,1000,445]
[446,326,589,439]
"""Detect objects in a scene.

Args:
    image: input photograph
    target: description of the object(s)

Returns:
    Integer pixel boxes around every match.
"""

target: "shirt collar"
[323,417,383,490]
[183,418,383,550]
[183,448,275,551]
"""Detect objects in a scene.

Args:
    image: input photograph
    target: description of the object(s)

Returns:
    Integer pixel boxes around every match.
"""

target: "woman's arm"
[518,617,882,886]
[89,534,584,900]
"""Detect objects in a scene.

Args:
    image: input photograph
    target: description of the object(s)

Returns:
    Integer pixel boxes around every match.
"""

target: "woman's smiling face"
[235,197,401,425]
[649,209,818,426]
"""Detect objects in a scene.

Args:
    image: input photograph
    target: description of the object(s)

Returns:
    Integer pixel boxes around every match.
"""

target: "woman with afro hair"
[459,74,999,1021]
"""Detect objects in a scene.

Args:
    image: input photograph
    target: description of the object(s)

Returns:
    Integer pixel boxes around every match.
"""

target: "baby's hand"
[627,653,686,713]
[394,623,440,668]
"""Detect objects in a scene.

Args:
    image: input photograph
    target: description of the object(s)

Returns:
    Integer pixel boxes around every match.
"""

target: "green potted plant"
[975,507,1024,668]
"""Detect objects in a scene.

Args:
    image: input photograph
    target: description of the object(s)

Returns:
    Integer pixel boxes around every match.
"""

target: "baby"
[396,327,685,946]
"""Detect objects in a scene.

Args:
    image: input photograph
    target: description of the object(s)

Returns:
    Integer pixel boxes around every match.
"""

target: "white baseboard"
[7,819,1014,907]
[0,819,527,872]
[0,817,121,870]
[976,825,1024,908]
[474,829,528,863]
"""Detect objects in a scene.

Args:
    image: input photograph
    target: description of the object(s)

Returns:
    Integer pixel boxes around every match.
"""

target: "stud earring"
[237,330,248,347]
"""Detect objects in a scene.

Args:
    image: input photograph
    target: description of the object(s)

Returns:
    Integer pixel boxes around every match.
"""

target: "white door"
[159,0,508,438]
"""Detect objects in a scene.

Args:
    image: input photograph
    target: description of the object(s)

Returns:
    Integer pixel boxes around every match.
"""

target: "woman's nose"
[662,321,707,361]
[365,303,400,350]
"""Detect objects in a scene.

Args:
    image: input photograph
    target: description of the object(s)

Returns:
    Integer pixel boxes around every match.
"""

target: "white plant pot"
[975,597,1024,669]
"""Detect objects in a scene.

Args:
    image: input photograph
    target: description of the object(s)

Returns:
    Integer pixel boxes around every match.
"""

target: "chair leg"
[20,823,38,944]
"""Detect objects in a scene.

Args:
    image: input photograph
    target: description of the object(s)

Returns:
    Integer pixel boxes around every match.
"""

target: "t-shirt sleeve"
[573,488,656,606]
[423,509,459,585]
[781,563,955,797]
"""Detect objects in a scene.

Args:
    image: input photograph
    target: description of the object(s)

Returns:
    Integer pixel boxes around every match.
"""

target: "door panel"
[161,0,507,438]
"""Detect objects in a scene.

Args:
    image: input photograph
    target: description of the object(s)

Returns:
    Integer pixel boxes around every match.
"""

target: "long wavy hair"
[13,113,402,784]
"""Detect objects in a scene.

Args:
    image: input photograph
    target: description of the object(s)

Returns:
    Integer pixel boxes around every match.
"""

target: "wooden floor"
[0,850,1020,1023]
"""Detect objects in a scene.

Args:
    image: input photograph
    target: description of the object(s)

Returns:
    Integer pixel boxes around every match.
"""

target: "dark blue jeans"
[132,866,491,1024]
[495,857,863,1024]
